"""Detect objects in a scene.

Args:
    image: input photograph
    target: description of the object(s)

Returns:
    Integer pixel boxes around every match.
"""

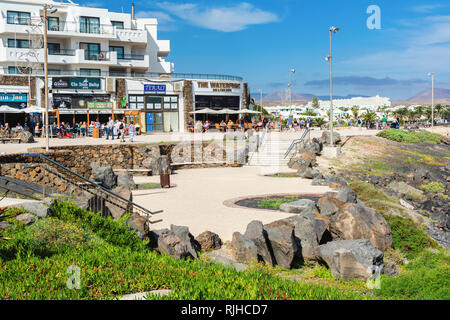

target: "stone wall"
[183,80,194,130]
[0,141,244,185]
[115,78,126,109]
[242,82,249,109]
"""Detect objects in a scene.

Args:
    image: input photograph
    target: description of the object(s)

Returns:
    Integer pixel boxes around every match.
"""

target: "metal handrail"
[247,130,267,164]
[0,175,52,200]
[284,129,310,159]
[23,153,162,223]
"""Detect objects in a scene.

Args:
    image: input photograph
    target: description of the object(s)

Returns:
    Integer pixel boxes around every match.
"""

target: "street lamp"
[288,69,295,118]
[428,72,434,128]
[42,4,57,152]
[326,26,339,146]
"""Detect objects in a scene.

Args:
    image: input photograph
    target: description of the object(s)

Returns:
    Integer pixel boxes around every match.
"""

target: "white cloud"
[411,4,447,13]
[156,2,279,32]
[136,11,177,31]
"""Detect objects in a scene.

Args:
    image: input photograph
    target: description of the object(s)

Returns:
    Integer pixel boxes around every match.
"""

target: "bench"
[0,138,21,144]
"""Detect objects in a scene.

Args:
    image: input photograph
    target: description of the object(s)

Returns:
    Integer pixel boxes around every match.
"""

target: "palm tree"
[435,104,443,118]
[362,110,376,128]
[351,105,360,120]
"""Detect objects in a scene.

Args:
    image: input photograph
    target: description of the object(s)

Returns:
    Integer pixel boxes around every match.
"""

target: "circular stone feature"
[233,194,322,211]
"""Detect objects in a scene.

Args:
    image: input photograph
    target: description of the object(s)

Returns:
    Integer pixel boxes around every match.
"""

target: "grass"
[348,180,438,259]
[421,182,445,194]
[257,196,300,210]
[0,201,373,300]
[377,129,442,144]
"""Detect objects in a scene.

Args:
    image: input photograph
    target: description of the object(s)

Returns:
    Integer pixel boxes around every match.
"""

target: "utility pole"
[327,26,339,147]
[44,5,49,151]
[288,69,295,118]
[428,72,435,128]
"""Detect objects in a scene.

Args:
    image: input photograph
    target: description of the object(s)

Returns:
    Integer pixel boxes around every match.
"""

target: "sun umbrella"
[190,108,221,114]
[22,106,45,113]
[0,105,21,113]
[238,108,261,114]
[215,108,239,114]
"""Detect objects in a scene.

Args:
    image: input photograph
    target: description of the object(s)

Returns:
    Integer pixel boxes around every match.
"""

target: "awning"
[0,105,22,113]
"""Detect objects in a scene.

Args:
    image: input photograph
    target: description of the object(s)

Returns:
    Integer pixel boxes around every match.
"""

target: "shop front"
[126,80,183,134]
[51,77,113,125]
[192,81,242,123]
[0,92,28,127]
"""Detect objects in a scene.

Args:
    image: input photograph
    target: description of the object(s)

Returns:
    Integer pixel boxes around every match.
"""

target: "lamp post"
[326,26,339,146]
[43,4,57,152]
[428,72,434,128]
[288,69,295,118]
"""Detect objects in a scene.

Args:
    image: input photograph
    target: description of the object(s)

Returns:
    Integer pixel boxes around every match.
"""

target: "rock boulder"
[319,239,384,281]
[195,231,222,251]
[230,232,258,264]
[280,199,317,215]
[149,225,198,259]
[264,222,299,269]
[92,166,117,189]
[244,221,275,266]
[330,202,393,252]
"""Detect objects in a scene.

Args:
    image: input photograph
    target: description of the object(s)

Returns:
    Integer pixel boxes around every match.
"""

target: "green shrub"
[24,218,101,255]
[376,130,442,144]
[375,249,450,300]
[421,182,445,194]
[48,200,146,250]
[383,215,438,259]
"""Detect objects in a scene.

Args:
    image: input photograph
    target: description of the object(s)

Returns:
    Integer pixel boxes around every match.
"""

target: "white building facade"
[0,0,248,133]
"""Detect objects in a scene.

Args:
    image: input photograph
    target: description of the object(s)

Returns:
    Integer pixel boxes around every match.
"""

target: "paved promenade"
[132,166,331,242]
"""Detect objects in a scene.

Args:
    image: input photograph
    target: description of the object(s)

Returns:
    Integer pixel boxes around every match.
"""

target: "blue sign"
[144,84,166,95]
[0,93,27,103]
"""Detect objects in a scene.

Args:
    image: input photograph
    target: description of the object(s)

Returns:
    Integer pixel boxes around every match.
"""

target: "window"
[8,66,20,74]
[8,39,30,48]
[48,43,61,54]
[111,21,124,29]
[7,11,30,25]
[80,16,100,34]
[80,69,101,76]
[47,17,60,31]
[80,43,101,60]
[110,46,124,59]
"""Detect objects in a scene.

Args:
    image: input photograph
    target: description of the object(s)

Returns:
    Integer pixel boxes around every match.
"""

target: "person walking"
[129,121,136,143]
[106,117,114,140]
[117,118,125,142]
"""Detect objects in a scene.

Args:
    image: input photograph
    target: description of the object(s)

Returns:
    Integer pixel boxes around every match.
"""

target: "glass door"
[80,43,100,60]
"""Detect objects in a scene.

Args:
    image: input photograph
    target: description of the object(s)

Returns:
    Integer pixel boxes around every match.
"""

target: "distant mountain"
[251,92,370,103]
[251,92,314,102]
[408,88,450,101]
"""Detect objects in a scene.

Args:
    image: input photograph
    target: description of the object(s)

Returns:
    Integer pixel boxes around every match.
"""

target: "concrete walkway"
[132,166,331,242]
[0,198,38,209]
[0,128,379,155]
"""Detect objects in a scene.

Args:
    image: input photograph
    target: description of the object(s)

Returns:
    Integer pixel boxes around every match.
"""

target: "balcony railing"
[7,16,31,25]
[48,49,76,56]
[1,68,244,82]
[84,51,111,61]
[117,54,145,61]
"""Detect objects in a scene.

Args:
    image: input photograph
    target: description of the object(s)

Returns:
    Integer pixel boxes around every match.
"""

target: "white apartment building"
[0,0,173,77]
[0,0,249,133]
[306,95,391,110]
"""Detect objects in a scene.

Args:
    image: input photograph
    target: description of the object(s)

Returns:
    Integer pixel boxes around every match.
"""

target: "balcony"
[115,28,147,43]
[157,40,170,57]
[116,54,149,68]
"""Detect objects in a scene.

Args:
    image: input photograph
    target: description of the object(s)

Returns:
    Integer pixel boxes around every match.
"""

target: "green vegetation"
[375,249,450,300]
[133,183,160,190]
[421,182,445,195]
[257,196,300,210]
[349,180,438,259]
[0,201,372,300]
[376,129,442,144]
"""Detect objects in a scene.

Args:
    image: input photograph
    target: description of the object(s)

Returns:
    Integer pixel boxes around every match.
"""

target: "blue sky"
[79,0,450,100]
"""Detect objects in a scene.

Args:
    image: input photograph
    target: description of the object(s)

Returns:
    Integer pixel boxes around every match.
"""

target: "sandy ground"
[132,166,331,242]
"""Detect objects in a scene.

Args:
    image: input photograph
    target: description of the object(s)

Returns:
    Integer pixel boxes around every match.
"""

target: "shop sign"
[87,102,113,110]
[144,84,166,94]
[52,77,101,90]
[0,93,27,102]
[196,82,241,93]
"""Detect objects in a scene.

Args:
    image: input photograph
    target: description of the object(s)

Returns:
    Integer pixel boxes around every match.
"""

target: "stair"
[248,139,292,167]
